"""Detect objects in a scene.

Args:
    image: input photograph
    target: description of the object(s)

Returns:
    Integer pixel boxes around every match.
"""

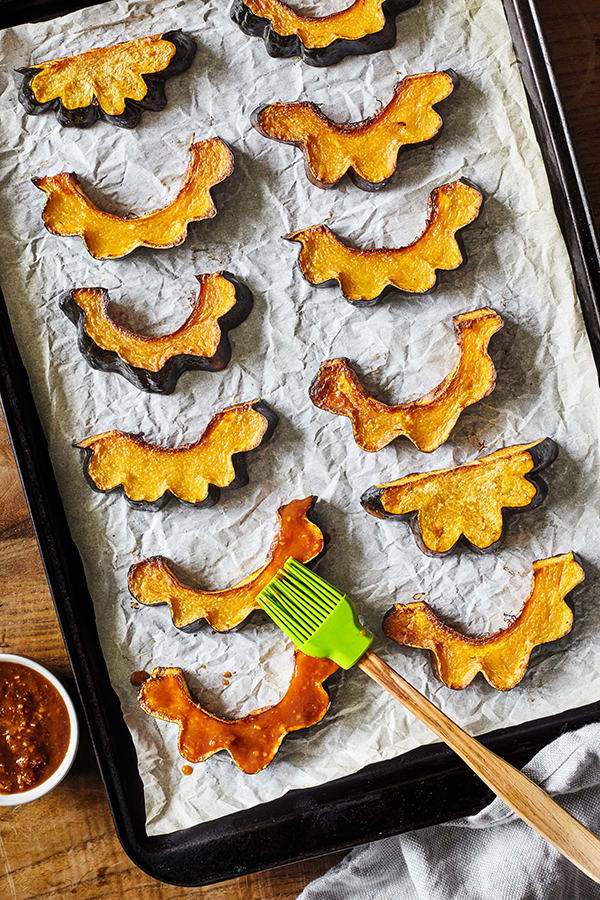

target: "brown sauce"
[0,662,71,794]
[138,654,338,774]
[130,670,150,687]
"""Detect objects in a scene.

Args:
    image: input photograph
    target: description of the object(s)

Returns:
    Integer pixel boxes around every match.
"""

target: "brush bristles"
[284,558,344,606]
[259,559,344,644]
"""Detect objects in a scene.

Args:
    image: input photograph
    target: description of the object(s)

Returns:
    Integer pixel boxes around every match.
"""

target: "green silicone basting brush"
[258,557,600,884]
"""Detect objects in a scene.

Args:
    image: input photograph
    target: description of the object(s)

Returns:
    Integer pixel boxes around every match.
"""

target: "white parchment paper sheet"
[0,0,599,836]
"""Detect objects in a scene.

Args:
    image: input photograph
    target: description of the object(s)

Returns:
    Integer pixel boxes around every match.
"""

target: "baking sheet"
[0,0,599,837]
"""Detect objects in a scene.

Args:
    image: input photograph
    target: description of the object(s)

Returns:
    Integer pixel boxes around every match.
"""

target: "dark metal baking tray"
[0,0,599,886]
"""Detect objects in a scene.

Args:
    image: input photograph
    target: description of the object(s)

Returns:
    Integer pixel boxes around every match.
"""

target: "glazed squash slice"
[231,0,419,67]
[76,400,277,510]
[60,272,253,394]
[361,438,558,555]
[253,72,455,190]
[17,30,196,129]
[139,652,338,773]
[310,308,502,452]
[286,179,483,304]
[128,497,326,631]
[383,553,584,690]
[34,137,233,259]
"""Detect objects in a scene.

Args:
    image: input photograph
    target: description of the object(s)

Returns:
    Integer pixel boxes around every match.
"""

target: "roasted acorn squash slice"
[128,497,326,631]
[17,30,196,128]
[231,0,418,67]
[361,438,558,555]
[383,553,584,690]
[286,179,483,304]
[76,400,277,510]
[253,72,454,190]
[60,272,252,394]
[33,137,233,259]
[310,308,502,452]
[138,651,338,773]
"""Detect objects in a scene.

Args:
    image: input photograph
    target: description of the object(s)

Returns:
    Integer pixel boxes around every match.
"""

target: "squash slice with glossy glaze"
[310,307,502,452]
[33,137,233,259]
[138,652,338,773]
[60,272,252,394]
[76,400,277,510]
[128,497,326,631]
[17,30,196,129]
[231,0,419,67]
[286,179,483,304]
[383,552,584,690]
[253,72,454,190]
[361,438,558,555]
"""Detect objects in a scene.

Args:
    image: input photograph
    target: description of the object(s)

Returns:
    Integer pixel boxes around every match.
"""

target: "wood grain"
[358,650,600,883]
[0,1,598,896]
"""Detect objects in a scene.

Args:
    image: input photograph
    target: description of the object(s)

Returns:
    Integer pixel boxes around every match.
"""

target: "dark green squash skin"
[76,401,279,512]
[230,0,419,67]
[59,273,253,395]
[131,496,330,634]
[286,177,484,307]
[251,71,456,192]
[360,438,559,557]
[16,30,196,129]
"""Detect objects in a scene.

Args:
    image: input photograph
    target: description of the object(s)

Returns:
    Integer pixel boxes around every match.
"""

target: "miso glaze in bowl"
[0,654,79,806]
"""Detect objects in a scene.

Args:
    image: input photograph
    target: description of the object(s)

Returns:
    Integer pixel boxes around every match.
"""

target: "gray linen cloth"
[299,722,600,900]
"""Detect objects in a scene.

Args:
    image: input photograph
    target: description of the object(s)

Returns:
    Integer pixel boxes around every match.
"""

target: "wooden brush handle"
[358,650,600,883]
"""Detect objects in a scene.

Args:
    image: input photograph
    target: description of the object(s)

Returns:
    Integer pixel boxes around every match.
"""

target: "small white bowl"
[0,653,79,806]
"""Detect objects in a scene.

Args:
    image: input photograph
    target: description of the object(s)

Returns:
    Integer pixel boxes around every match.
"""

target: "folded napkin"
[299,722,600,900]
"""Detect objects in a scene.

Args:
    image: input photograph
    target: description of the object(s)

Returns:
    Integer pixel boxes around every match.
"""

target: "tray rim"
[0,0,599,887]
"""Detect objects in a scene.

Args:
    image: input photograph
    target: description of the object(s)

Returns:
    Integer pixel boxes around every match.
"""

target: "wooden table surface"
[0,2,599,897]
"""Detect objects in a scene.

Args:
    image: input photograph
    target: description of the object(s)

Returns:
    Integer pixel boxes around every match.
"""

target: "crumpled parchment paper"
[0,0,599,837]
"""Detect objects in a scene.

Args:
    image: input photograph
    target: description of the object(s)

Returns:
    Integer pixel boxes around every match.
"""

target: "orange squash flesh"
[232,0,417,66]
[286,180,483,303]
[138,652,338,773]
[128,497,326,631]
[76,400,276,508]
[241,0,393,48]
[18,30,196,129]
[67,273,239,372]
[383,553,584,690]
[361,438,558,555]
[27,34,176,114]
[310,308,502,452]
[33,137,234,259]
[254,72,454,189]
